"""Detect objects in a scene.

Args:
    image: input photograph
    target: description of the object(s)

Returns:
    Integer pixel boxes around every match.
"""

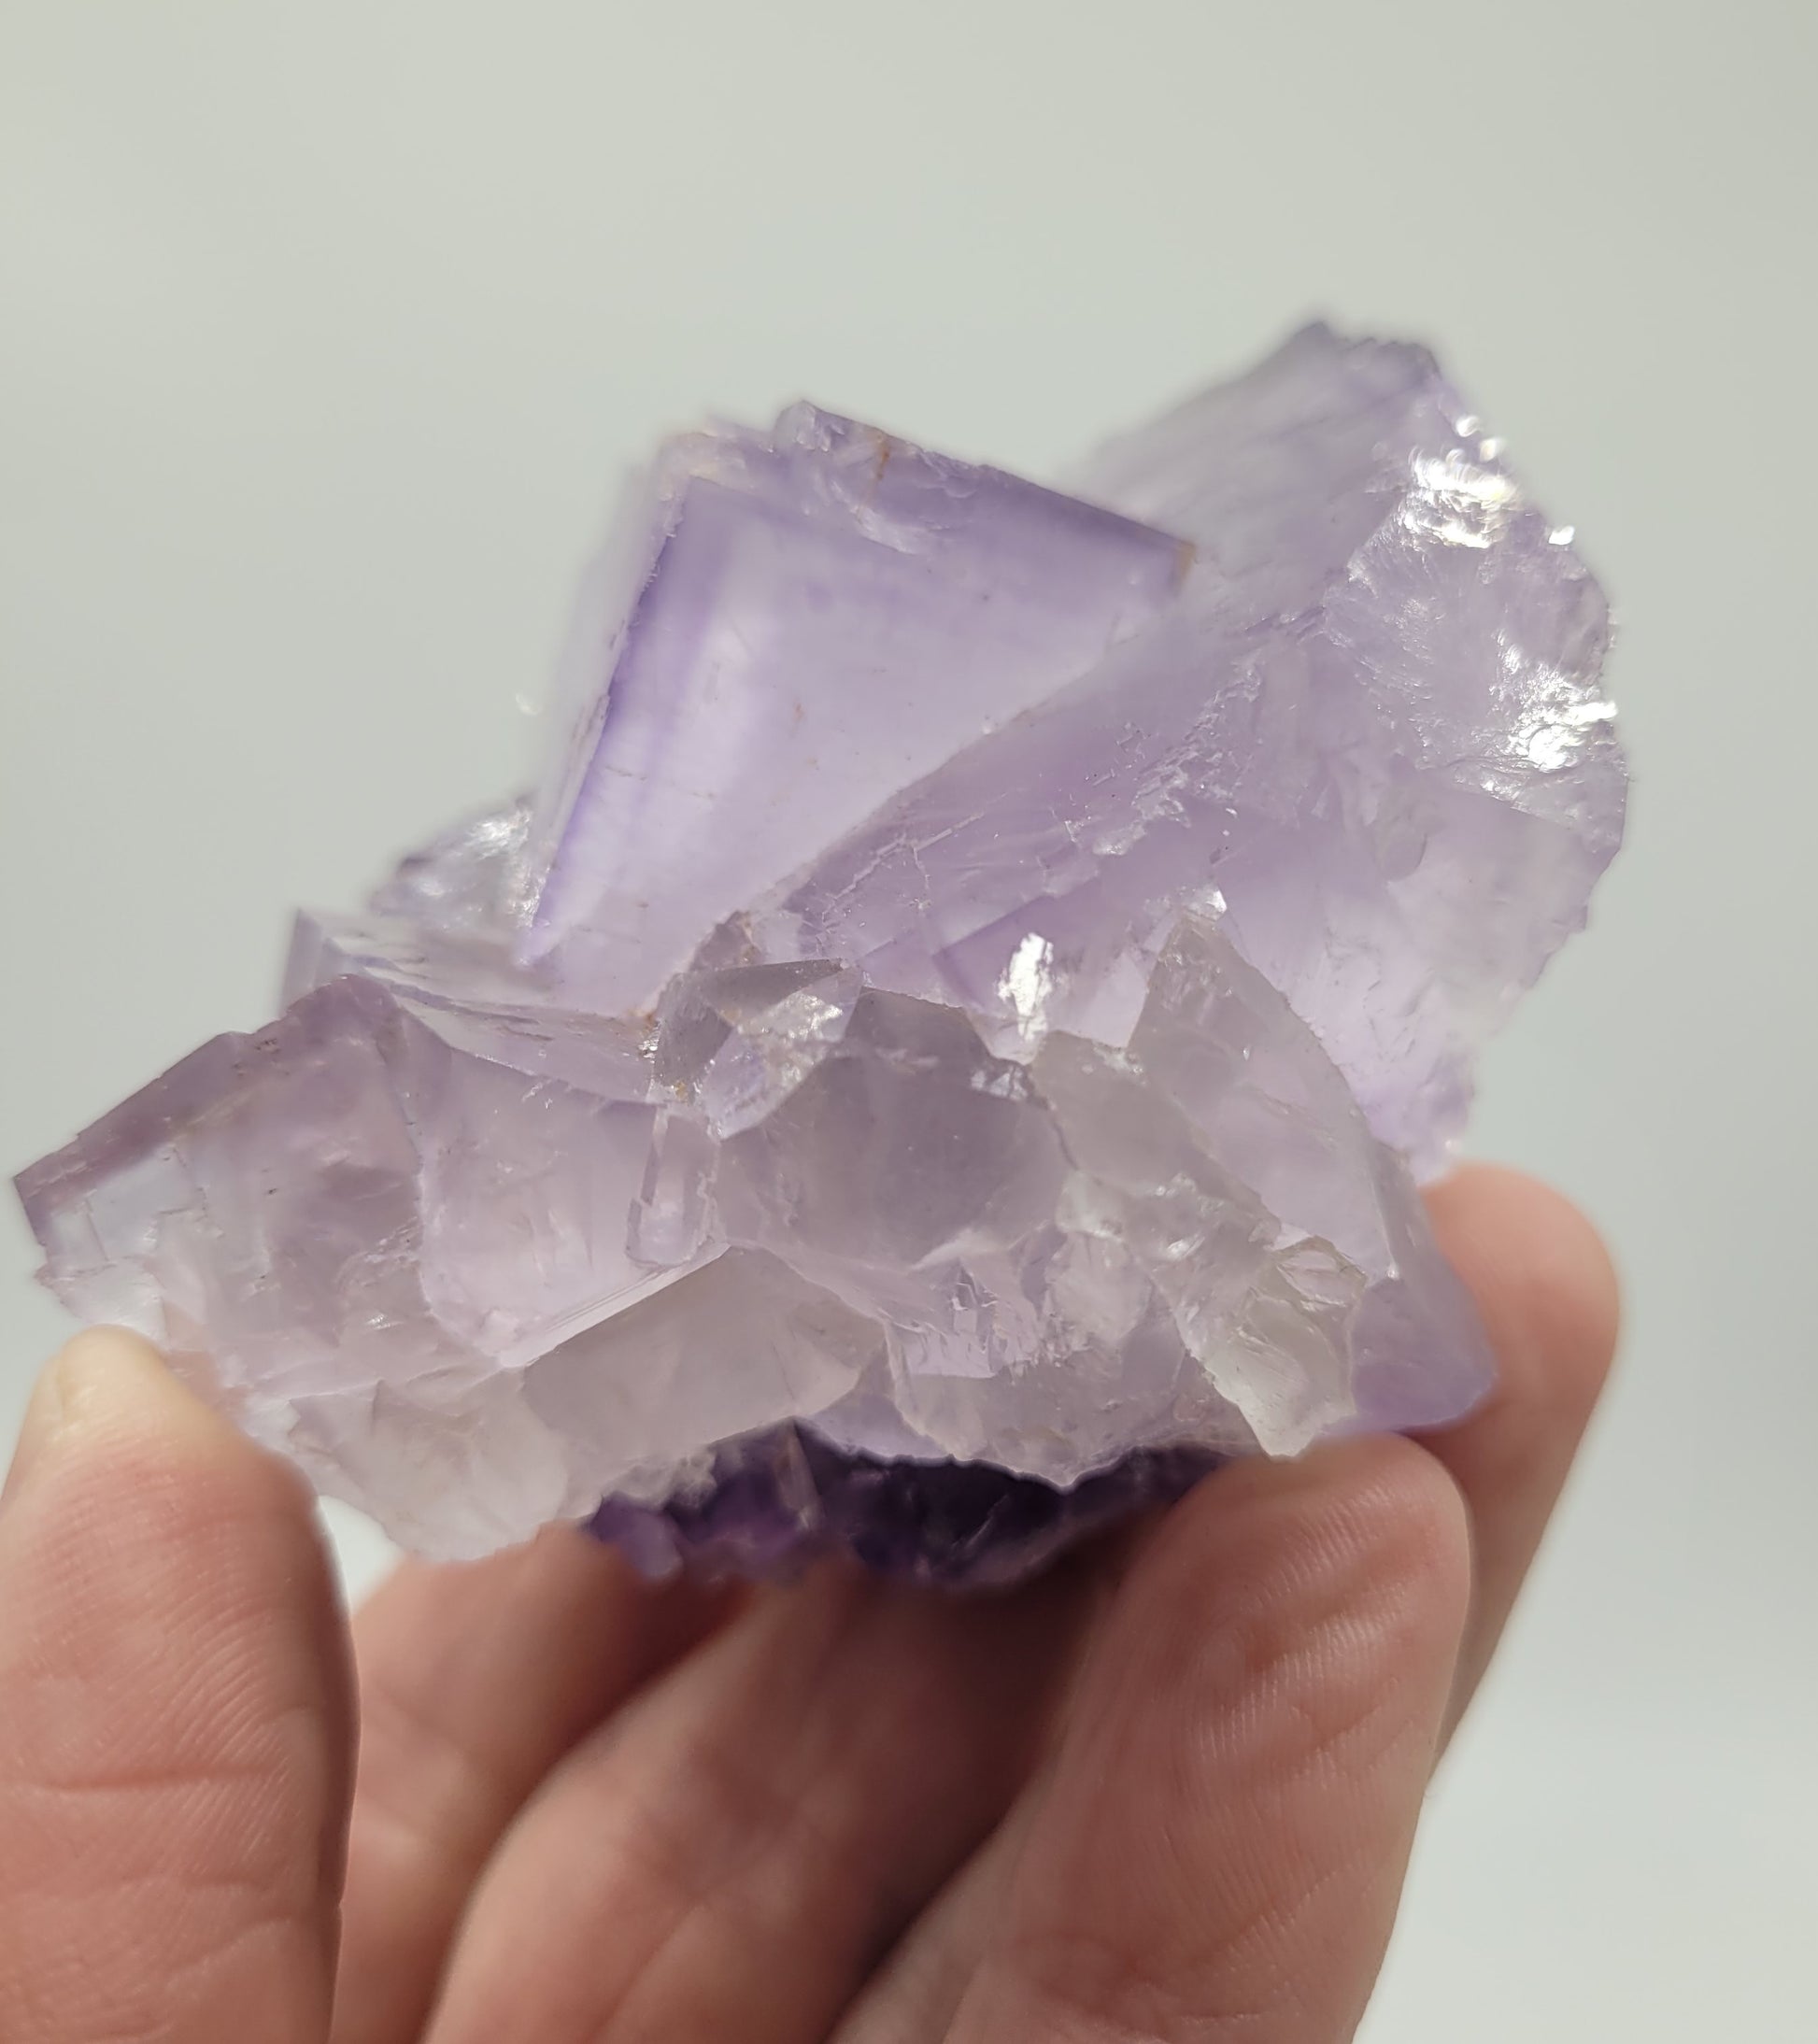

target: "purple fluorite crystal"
[13,325,1626,1581]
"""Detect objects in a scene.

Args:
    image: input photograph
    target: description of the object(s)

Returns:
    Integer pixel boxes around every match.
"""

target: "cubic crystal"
[13,325,1626,1581]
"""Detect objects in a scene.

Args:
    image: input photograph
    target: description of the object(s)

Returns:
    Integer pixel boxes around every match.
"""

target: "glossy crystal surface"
[14,326,1626,1579]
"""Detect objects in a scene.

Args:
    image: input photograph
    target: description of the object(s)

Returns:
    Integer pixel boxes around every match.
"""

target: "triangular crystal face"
[518,405,1189,1009]
[14,327,1625,1580]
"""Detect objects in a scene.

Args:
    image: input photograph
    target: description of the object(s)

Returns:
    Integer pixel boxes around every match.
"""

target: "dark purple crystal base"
[585,1430,1219,1588]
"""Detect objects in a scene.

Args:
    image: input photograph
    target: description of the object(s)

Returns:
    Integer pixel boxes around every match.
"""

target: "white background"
[2,4,1813,2036]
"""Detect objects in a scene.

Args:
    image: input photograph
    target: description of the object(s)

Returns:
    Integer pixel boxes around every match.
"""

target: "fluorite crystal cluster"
[15,326,1626,1584]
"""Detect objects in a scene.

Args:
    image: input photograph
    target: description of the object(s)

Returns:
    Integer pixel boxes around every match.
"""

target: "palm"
[0,1166,1615,2044]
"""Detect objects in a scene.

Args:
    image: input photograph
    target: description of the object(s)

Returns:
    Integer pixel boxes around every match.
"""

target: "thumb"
[0,1329,352,2044]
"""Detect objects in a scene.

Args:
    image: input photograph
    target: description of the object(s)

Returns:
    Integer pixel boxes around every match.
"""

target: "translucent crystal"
[13,326,1626,1580]
[738,326,1624,1166]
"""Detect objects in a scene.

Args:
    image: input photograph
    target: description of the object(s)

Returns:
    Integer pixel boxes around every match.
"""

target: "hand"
[0,1164,1616,2044]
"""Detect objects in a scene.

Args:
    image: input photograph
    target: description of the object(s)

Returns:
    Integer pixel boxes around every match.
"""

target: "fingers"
[1419,1165,1619,1732]
[838,1167,1616,2040]
[0,1329,352,2044]
[421,1556,1095,2044]
[334,1535,739,2044]
[338,1163,1608,2042]
[942,1438,1470,2043]
[831,1785,1040,2044]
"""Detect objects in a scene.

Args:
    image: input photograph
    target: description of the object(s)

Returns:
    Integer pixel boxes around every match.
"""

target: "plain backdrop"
[3,3,1813,2036]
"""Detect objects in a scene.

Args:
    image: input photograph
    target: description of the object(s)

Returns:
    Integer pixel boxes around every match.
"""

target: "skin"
[0,1163,1618,2043]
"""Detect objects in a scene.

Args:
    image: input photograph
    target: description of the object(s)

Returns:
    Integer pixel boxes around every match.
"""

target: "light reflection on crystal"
[14,324,1626,1582]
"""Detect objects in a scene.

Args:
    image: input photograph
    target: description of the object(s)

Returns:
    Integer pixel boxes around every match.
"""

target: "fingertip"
[0,1330,350,2039]
[1319,1434,1473,1633]
[1158,1432,1468,1596]
[1427,1164,1621,1413]
[1129,1436,1471,1740]
[0,1327,343,1748]
[54,1321,183,1395]
[5,1327,152,1505]
[10,1324,303,1503]
[944,1440,1472,2042]
[1418,1166,1621,1738]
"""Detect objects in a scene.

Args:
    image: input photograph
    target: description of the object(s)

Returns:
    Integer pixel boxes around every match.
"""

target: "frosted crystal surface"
[14,326,1625,1580]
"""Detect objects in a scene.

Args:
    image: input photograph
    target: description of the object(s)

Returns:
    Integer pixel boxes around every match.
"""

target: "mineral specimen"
[13,325,1626,1583]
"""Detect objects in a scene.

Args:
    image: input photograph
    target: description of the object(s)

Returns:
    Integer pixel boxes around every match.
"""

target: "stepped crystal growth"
[15,326,1626,1583]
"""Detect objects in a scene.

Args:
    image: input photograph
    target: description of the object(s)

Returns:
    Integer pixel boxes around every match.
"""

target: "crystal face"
[13,325,1626,1581]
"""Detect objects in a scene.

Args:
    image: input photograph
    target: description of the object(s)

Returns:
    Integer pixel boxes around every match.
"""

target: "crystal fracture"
[15,327,1626,1583]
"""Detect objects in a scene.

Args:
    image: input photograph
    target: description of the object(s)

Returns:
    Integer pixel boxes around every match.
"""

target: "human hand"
[0,1164,1616,2043]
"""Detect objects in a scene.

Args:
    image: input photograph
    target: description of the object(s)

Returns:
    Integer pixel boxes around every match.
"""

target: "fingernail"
[2,1327,179,1512]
